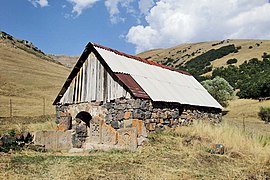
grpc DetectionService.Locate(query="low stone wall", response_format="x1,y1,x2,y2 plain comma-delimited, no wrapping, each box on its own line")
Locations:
34,130,73,150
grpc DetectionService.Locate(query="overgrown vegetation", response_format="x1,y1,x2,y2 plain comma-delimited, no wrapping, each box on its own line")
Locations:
212,57,270,99
1,121,269,179
201,77,234,107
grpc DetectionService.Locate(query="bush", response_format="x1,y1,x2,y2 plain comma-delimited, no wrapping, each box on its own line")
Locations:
258,107,270,123
226,58,238,65
262,52,270,59
201,76,234,107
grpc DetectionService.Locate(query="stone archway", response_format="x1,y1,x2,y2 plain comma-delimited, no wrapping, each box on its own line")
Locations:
73,111,92,148
75,111,92,127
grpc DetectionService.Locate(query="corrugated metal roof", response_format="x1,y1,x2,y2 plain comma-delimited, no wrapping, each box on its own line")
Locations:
93,43,191,76
115,73,150,99
94,44,222,109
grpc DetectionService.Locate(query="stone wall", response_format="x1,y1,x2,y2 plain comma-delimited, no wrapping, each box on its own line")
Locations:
57,98,222,132
101,98,222,132
55,98,221,149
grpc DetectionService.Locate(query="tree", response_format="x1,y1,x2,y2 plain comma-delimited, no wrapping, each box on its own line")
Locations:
258,107,270,123
201,76,234,108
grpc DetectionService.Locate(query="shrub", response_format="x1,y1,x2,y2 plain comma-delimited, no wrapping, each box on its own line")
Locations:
258,107,270,123
201,76,234,107
262,52,270,59
226,58,238,65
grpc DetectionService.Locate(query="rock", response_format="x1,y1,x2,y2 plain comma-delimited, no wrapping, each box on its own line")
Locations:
111,120,120,129
157,111,166,119
144,111,152,119
165,111,172,119
209,144,225,155
124,111,132,120
105,114,113,122
123,120,133,128
164,120,170,124
171,110,180,119
144,119,151,123
103,102,112,109
115,103,126,110
151,112,158,119
57,115,72,131
115,110,124,120
15,134,24,142
132,99,141,109
72,123,88,148
140,101,147,109
23,132,32,143
133,109,145,119
145,123,156,131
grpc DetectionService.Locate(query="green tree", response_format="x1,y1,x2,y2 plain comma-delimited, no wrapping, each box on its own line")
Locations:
201,76,234,107
258,107,270,123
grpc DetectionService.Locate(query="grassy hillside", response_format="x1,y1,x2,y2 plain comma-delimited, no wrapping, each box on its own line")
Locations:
138,39,270,70
49,54,79,69
0,35,70,117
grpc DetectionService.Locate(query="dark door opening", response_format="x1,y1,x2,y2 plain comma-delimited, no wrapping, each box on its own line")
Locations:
75,111,92,127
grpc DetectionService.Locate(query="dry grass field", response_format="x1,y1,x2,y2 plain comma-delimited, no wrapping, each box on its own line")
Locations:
138,39,270,71
224,98,270,136
0,42,70,117
0,121,269,179
0,98,269,180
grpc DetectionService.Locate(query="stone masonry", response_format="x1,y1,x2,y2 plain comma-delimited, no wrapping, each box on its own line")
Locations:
101,98,222,132
53,97,222,150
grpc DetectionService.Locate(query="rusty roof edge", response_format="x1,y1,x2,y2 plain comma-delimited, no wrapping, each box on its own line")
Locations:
92,42,192,76
115,73,151,100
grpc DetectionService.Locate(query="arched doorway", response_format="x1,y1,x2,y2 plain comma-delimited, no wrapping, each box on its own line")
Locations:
73,111,92,148
75,111,92,127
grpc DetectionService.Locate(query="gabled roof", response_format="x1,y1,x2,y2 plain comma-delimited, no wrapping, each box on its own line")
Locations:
53,42,222,109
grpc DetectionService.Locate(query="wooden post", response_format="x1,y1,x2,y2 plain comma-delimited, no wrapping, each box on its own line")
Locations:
43,97,45,116
99,120,103,144
242,114,246,132
10,99,12,119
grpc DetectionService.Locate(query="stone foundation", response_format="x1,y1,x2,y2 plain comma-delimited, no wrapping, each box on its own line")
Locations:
54,98,222,150
101,98,222,132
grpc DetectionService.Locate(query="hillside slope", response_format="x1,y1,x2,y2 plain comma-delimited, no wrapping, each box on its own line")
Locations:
138,39,270,70
49,54,79,69
0,33,70,117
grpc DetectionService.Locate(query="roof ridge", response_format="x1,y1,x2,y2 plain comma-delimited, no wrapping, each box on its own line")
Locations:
91,42,191,76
